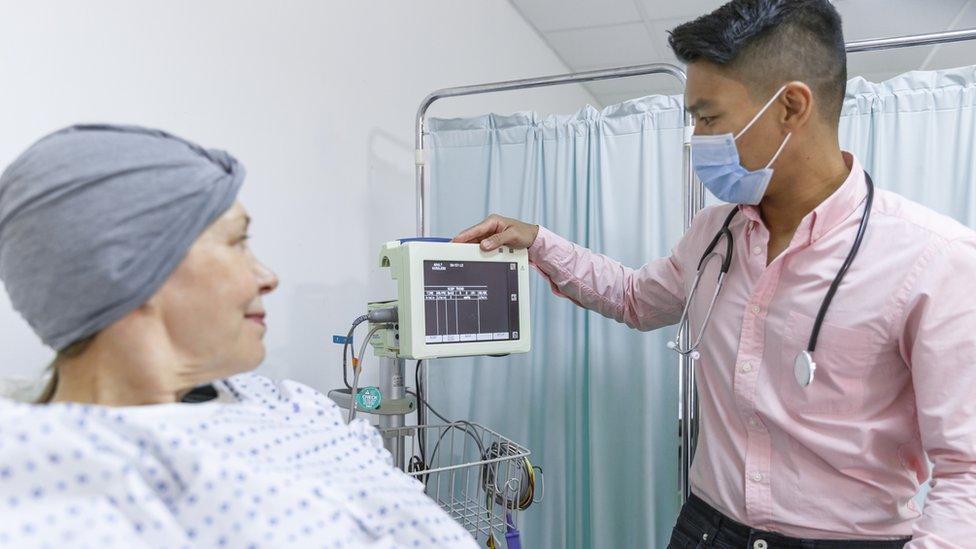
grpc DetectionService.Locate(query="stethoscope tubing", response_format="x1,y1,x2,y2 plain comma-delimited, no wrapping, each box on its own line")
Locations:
669,173,875,384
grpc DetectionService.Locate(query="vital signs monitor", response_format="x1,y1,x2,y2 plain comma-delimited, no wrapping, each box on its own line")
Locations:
377,239,531,360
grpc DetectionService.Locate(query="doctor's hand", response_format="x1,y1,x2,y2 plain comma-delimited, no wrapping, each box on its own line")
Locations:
452,214,540,252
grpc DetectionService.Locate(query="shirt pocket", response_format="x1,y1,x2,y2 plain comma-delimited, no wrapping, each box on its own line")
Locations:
778,310,885,416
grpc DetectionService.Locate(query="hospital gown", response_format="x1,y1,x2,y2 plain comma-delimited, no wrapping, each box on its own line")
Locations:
0,373,477,548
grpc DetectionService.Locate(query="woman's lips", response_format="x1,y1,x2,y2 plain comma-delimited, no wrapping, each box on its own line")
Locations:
245,313,266,327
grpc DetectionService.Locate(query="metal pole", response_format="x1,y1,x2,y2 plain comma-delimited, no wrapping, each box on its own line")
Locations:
378,357,406,469
679,115,701,502
845,28,976,53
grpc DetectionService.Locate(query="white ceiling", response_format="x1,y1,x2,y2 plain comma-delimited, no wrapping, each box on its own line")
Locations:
509,0,976,106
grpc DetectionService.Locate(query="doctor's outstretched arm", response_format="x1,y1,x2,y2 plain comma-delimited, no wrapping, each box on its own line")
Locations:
454,213,691,332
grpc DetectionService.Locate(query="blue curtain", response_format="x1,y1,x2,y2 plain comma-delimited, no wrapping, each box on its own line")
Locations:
426,65,976,548
840,67,976,223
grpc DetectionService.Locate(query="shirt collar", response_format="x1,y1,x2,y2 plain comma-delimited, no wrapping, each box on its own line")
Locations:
737,152,866,244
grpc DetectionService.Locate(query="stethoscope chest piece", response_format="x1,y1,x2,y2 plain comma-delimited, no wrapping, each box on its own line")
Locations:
794,351,816,388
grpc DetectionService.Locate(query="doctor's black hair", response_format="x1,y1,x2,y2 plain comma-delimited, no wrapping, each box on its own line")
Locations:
668,0,847,125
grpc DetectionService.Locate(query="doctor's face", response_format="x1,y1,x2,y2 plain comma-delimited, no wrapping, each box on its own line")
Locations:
685,61,790,174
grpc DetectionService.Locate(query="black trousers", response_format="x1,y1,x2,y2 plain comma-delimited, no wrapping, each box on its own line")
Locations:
668,494,911,549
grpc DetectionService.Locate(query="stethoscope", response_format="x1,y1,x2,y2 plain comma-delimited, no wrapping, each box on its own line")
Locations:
667,173,875,388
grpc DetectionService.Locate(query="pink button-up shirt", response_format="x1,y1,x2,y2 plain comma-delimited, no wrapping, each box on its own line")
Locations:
528,153,976,546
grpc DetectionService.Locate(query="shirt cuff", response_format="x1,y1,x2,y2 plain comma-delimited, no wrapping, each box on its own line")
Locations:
528,226,571,267
526,226,585,307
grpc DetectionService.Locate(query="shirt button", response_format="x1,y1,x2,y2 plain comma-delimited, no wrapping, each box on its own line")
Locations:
754,540,768,549
751,305,761,315
752,245,762,255
740,362,753,373
751,472,763,482
749,417,760,428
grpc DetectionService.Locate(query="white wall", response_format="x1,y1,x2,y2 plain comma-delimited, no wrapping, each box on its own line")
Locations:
0,0,596,393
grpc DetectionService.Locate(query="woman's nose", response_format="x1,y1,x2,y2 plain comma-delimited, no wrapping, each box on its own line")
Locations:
254,259,279,294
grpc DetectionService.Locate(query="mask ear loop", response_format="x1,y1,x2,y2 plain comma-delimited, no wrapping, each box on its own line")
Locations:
734,84,789,141
764,132,792,169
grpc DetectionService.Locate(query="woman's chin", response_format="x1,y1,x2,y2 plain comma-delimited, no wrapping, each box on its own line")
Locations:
240,348,266,373
217,348,266,379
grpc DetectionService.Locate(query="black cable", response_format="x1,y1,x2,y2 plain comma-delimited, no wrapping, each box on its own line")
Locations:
407,455,428,483
341,315,368,389
410,361,487,479
341,339,352,389
412,391,536,513
406,369,539,513
406,387,487,478
415,360,426,464
407,388,452,424
429,420,487,464
480,442,537,511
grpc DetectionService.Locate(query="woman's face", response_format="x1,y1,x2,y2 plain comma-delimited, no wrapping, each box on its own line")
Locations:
152,201,278,378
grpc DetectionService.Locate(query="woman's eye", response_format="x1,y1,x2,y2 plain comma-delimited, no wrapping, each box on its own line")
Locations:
699,116,713,125
236,234,251,247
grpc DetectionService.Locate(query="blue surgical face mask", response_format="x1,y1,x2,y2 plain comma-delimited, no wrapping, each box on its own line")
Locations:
691,85,792,205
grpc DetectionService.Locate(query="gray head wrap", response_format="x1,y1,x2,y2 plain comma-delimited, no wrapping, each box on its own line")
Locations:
0,124,244,350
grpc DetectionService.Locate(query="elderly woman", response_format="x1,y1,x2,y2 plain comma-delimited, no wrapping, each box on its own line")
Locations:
0,125,475,548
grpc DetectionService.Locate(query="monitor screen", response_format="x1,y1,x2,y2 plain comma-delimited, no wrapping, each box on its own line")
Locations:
423,260,520,344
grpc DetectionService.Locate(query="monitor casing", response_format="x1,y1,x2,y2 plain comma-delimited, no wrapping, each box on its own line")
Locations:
378,240,531,360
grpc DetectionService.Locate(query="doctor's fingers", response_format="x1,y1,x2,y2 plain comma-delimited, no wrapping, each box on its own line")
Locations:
452,215,510,244
481,226,533,251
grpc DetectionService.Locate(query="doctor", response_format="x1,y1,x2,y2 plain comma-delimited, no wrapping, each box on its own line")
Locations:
454,0,976,547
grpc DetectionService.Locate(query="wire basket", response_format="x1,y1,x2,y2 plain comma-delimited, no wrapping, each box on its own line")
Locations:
380,422,543,544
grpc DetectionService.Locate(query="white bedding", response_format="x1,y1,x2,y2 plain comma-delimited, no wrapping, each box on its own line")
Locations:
0,373,476,548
